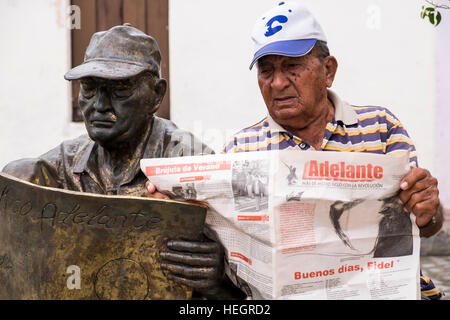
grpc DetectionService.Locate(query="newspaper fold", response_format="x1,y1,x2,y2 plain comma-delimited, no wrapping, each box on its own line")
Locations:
141,150,420,300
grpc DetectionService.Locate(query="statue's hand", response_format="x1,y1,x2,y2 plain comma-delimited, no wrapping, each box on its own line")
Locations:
160,237,223,295
160,236,239,299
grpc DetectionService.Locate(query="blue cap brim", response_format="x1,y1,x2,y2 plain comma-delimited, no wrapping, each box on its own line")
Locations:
249,38,317,70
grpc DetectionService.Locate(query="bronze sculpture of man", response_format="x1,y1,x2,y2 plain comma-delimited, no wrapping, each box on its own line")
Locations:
2,25,242,299
3,25,212,196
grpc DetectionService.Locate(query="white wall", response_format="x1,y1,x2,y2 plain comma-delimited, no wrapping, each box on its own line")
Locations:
435,15,450,210
0,0,85,169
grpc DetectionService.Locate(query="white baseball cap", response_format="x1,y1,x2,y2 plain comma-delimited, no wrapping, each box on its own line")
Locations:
249,1,327,69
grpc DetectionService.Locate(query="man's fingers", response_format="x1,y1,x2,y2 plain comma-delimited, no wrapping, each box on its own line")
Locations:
145,180,156,193
397,168,440,228
400,181,438,210
145,190,170,199
166,239,220,254
399,170,437,206
165,274,217,289
399,180,429,203
160,250,219,266
401,185,436,211
400,168,430,191
410,198,440,227
159,238,225,292
399,182,440,227
161,262,217,279
153,192,171,200
144,181,171,199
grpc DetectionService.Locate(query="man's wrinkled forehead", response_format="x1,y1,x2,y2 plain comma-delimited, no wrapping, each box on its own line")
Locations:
256,53,311,68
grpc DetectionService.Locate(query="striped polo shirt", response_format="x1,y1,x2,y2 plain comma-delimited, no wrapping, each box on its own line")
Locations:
222,90,446,299
222,90,418,168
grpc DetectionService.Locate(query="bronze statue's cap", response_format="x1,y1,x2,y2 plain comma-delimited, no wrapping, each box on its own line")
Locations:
64,25,161,80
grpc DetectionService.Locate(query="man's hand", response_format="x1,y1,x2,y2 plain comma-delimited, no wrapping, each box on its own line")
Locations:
399,168,442,236
159,235,246,299
160,236,228,299
145,180,170,200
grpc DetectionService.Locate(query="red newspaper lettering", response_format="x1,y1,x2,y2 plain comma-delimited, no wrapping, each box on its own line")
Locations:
146,161,231,176
230,252,252,265
237,215,269,222
303,160,383,182
180,176,205,183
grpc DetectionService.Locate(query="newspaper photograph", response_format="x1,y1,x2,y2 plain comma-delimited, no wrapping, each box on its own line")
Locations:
140,150,421,300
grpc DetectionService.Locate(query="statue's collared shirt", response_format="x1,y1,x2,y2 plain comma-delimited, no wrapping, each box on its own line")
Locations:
2,117,213,197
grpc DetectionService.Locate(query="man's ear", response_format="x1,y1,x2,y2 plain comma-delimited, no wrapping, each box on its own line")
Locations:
324,56,338,88
154,78,167,106
148,77,167,114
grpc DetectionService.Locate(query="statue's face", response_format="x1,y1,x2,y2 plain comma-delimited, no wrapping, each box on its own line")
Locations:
78,73,166,148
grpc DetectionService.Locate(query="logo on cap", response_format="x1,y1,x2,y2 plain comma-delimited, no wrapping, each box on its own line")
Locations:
264,15,288,37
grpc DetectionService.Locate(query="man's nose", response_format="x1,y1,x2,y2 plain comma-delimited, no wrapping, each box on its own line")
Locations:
93,88,112,112
271,70,290,91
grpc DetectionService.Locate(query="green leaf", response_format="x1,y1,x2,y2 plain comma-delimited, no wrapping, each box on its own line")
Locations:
428,12,435,25
435,11,442,26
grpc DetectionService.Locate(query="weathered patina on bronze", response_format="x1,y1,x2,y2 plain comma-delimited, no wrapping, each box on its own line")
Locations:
1,25,216,299
0,172,207,299
2,25,213,196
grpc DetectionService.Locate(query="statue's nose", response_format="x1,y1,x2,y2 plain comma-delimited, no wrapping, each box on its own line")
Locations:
93,88,112,113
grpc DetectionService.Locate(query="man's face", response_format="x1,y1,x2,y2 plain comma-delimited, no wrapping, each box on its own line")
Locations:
257,52,337,130
78,73,166,148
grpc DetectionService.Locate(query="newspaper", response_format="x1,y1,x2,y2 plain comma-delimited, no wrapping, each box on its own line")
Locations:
140,150,421,300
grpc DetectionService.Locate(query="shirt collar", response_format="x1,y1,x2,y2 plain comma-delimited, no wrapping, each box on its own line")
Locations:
267,89,358,134
72,137,96,174
328,90,358,126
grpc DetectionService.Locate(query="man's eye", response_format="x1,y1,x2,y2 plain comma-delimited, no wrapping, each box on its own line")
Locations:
80,85,97,99
259,68,272,76
112,88,133,98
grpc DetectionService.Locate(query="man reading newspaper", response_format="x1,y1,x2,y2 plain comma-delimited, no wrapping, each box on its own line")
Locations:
146,2,443,299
